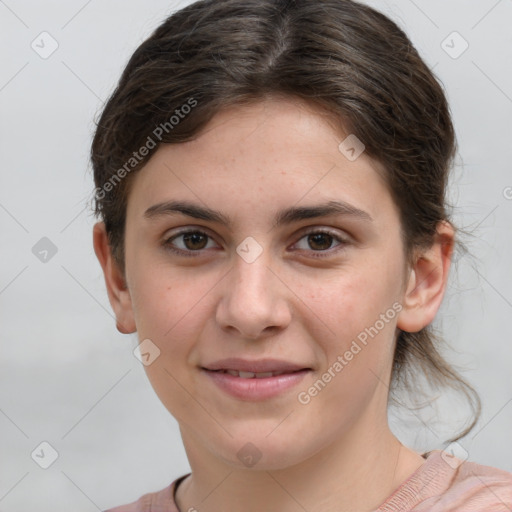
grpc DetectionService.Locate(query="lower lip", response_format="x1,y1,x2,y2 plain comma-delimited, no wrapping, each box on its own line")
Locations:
201,368,310,401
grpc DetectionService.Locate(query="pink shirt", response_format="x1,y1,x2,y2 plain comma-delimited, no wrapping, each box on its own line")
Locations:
104,450,512,511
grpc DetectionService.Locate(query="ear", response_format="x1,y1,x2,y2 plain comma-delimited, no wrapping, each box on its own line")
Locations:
93,222,136,334
397,221,454,333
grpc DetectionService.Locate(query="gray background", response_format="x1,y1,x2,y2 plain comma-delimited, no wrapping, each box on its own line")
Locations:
0,0,511,510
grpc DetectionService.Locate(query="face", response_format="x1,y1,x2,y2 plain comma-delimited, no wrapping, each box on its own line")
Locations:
112,97,413,469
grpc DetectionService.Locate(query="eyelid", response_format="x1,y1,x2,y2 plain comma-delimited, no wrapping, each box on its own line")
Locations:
295,225,351,243
162,224,218,241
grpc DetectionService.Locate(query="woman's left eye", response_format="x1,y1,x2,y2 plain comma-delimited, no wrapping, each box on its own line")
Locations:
162,228,348,258
293,230,347,257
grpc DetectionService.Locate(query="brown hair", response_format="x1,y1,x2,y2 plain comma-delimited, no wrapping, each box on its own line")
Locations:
90,0,480,442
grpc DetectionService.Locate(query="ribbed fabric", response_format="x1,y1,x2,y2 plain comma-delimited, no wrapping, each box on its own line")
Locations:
374,450,512,512
103,450,512,512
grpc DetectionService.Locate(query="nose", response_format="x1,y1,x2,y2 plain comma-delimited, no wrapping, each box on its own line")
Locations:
215,250,292,340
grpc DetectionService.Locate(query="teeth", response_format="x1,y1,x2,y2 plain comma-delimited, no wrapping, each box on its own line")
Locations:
218,370,290,378
238,371,256,379
255,372,274,378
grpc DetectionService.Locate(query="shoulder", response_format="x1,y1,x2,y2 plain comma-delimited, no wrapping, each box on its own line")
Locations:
102,474,189,512
102,487,169,512
440,455,512,511
377,450,512,512
413,450,512,512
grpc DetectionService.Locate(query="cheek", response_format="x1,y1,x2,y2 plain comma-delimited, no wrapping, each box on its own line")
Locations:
297,272,401,427
128,265,219,384
132,271,209,420
128,258,195,336
301,259,402,344
296,260,403,413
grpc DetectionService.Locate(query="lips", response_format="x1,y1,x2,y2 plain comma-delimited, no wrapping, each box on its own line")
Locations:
202,366,311,400
208,369,301,379
200,358,312,400
201,357,311,375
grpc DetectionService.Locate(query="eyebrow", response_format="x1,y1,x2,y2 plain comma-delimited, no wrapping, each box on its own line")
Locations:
143,199,373,227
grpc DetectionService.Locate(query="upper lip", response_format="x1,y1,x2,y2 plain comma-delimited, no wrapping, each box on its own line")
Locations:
201,358,311,373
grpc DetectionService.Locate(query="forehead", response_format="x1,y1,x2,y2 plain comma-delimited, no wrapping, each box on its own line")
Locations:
125,96,397,227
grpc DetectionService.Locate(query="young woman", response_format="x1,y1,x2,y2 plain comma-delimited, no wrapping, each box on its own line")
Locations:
91,0,512,510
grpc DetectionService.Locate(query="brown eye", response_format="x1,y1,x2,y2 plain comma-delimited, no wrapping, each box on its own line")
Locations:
307,232,335,251
293,229,348,258
182,232,209,250
163,229,218,256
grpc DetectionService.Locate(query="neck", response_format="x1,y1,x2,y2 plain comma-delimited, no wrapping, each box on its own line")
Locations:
175,413,425,512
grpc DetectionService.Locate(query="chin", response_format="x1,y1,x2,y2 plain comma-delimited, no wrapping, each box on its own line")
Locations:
212,434,313,472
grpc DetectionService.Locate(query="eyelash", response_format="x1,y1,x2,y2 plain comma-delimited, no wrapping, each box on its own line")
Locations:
162,228,349,259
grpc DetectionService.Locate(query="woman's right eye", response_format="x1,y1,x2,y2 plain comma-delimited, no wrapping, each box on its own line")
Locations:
162,229,219,257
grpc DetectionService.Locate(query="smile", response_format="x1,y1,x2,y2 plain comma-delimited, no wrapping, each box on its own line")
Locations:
201,368,311,400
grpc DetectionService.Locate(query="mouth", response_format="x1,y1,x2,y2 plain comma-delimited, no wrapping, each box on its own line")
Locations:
201,357,312,374
202,368,308,378
200,361,312,400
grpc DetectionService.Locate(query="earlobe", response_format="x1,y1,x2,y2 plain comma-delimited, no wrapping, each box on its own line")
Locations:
92,222,136,334
397,221,454,333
